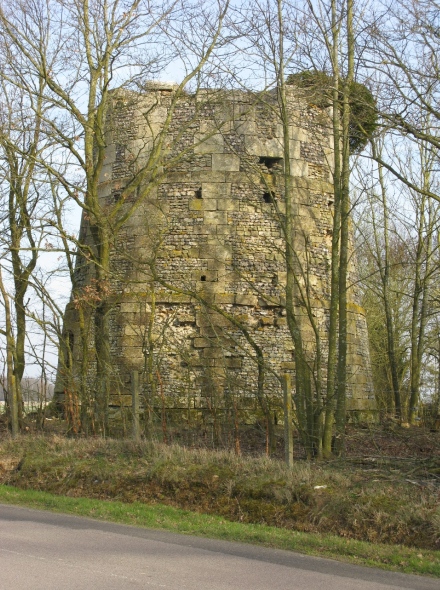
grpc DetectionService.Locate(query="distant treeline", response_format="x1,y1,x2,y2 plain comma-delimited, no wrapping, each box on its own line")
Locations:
0,378,54,402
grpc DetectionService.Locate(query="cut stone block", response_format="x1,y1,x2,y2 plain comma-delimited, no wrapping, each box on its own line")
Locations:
235,294,258,306
214,293,235,304
202,182,231,199
245,136,283,158
225,358,242,368
189,199,203,211
289,140,301,159
204,211,228,224
217,200,239,211
281,361,295,369
203,347,225,359
194,133,224,154
124,324,140,336
98,182,112,198
234,120,257,134
289,126,308,142
193,337,210,348
202,199,218,211
104,143,116,165
200,120,232,134
145,105,168,124
98,163,112,184
212,153,240,171
207,258,224,270
120,302,142,313
290,159,309,177
192,171,226,183
216,224,234,235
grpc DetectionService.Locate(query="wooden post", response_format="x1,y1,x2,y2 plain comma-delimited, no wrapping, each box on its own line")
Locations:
282,373,294,467
131,370,140,441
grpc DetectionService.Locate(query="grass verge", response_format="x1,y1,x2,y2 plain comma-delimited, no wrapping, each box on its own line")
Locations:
0,483,439,578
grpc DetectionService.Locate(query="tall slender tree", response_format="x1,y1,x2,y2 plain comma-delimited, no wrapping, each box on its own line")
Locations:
0,0,231,434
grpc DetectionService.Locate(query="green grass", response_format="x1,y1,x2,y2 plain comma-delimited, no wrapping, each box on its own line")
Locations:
0,435,439,577
0,483,439,578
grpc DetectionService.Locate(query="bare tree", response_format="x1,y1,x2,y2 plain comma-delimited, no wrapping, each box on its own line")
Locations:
0,65,52,431
355,130,440,422
0,0,231,434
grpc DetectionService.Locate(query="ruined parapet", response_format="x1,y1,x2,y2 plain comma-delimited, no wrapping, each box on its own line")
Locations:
56,85,375,421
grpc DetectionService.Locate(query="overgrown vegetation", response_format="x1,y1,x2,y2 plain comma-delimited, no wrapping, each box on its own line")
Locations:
1,0,438,461
0,434,438,554
287,71,378,153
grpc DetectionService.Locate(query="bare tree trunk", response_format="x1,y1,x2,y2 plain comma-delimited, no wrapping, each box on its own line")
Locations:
277,0,320,458
409,152,434,424
322,0,342,458
334,0,354,456
0,267,19,436
91,226,112,435
371,140,403,421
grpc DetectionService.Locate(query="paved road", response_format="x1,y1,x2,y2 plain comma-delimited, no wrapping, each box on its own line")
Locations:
0,504,437,590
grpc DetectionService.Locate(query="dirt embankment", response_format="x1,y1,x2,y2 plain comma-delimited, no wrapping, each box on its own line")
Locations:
0,430,439,550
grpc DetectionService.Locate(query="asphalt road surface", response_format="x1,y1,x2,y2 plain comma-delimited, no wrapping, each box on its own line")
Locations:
0,504,438,590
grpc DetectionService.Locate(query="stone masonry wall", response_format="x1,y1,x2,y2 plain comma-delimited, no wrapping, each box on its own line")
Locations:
57,84,375,421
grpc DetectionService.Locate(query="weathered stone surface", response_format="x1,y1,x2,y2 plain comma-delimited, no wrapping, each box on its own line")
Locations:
189,199,203,211
217,200,239,212
214,293,235,304
56,85,375,418
225,358,242,368
201,199,218,211
288,125,307,142
212,153,240,171
204,211,228,225
235,294,259,306
194,133,224,154
202,182,231,199
249,137,282,157
98,163,112,184
290,159,308,177
234,120,257,134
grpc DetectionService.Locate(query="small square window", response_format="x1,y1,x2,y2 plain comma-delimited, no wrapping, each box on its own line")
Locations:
263,191,276,203
259,156,283,170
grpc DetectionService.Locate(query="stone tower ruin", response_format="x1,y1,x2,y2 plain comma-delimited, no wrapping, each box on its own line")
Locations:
56,83,375,424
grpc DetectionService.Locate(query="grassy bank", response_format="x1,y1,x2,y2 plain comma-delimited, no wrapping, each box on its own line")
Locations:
1,485,439,577
0,435,439,576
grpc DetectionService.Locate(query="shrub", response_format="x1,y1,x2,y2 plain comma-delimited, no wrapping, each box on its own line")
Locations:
287,70,377,153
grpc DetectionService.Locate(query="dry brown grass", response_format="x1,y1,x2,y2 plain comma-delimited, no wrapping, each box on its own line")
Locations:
0,433,438,550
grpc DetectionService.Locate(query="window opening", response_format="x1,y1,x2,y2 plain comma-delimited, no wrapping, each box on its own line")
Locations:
195,187,202,199
259,156,283,171
263,191,276,204
200,275,207,281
